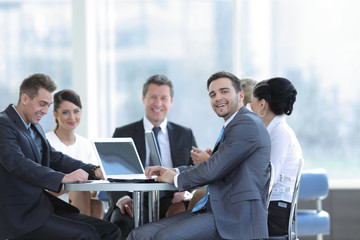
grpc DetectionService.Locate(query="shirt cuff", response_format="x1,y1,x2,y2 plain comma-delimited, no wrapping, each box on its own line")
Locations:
174,173,179,188
116,195,131,208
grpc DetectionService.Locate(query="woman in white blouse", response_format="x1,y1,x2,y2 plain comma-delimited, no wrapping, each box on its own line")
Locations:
46,89,103,219
251,77,302,236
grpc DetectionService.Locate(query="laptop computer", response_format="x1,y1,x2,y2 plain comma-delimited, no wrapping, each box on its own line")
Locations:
145,130,163,166
91,137,155,183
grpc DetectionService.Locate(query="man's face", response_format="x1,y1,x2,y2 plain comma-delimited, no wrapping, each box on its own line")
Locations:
21,88,53,125
208,77,244,121
142,84,173,126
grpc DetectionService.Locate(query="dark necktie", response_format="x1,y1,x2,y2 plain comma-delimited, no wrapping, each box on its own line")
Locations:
150,126,162,166
192,126,225,212
29,125,43,163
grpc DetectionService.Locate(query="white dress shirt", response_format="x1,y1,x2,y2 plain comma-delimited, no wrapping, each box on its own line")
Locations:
268,115,302,203
46,131,98,202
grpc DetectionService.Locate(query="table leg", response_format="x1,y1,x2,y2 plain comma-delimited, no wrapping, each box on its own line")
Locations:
148,190,160,222
133,191,141,227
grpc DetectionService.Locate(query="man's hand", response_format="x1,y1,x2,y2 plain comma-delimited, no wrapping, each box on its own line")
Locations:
94,167,104,180
61,169,89,183
145,166,170,178
190,146,211,164
171,191,193,204
145,166,176,184
117,198,134,218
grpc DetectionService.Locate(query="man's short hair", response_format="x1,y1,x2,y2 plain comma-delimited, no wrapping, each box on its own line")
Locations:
207,71,242,93
18,73,57,102
142,74,174,98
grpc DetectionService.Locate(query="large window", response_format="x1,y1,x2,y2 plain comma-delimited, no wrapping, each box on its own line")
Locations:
1,0,360,180
0,0,71,131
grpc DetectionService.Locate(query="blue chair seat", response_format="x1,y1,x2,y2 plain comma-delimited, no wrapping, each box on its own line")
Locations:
297,209,330,236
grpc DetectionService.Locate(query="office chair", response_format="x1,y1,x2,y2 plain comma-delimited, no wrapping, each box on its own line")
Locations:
267,158,304,240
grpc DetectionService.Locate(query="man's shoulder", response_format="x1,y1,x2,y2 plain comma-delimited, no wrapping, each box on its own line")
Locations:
113,120,143,137
232,108,268,134
167,121,192,132
235,107,262,123
0,105,16,126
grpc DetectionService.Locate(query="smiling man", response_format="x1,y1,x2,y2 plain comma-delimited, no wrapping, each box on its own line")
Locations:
0,73,121,240
127,71,271,240
106,74,197,239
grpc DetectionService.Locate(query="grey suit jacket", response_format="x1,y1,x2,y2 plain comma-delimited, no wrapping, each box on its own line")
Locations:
0,105,96,239
178,107,271,239
106,119,197,216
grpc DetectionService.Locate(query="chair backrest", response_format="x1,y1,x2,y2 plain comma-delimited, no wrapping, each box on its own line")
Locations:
287,158,304,240
298,169,329,202
267,162,275,207
297,168,329,212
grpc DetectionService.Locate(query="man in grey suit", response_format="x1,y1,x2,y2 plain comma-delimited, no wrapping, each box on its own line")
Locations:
105,74,197,239
127,71,271,240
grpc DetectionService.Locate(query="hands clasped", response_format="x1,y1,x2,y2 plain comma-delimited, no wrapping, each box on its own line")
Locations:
145,166,176,185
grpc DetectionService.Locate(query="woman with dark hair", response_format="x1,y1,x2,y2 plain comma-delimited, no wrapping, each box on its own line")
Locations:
46,89,104,219
251,77,302,236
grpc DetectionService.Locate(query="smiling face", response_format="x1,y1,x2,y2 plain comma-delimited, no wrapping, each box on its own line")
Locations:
53,100,82,131
19,87,53,125
142,83,173,126
208,77,244,121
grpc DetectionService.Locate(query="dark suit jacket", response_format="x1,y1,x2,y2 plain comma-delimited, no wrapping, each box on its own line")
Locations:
178,107,271,239
0,105,96,239
106,119,197,217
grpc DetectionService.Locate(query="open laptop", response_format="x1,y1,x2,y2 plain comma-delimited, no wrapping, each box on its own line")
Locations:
91,138,155,183
145,130,163,166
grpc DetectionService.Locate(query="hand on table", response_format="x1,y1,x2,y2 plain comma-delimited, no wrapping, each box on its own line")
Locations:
145,166,176,184
62,169,89,183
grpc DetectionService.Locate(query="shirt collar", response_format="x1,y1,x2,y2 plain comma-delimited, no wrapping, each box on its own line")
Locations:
267,115,286,133
143,116,168,134
12,104,31,130
223,110,239,128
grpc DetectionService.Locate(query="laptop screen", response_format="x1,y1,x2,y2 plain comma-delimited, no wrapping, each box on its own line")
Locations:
92,138,144,176
145,131,163,166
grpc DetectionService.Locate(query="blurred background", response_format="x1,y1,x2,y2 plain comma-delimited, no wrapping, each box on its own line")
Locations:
1,0,360,219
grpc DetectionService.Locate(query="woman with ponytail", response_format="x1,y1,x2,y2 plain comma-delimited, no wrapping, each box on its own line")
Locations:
46,89,104,219
251,77,302,236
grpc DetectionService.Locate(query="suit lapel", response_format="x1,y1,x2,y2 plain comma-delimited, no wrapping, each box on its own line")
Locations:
6,105,42,164
167,122,182,167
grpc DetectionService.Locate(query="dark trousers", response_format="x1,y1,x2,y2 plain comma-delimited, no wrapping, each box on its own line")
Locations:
110,192,173,240
126,198,222,240
14,211,122,240
268,200,291,236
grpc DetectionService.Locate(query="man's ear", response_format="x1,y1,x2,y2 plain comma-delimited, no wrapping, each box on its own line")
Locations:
142,95,145,104
238,90,245,105
20,93,29,105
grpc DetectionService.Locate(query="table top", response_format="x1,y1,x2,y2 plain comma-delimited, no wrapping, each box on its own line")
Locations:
64,180,177,192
